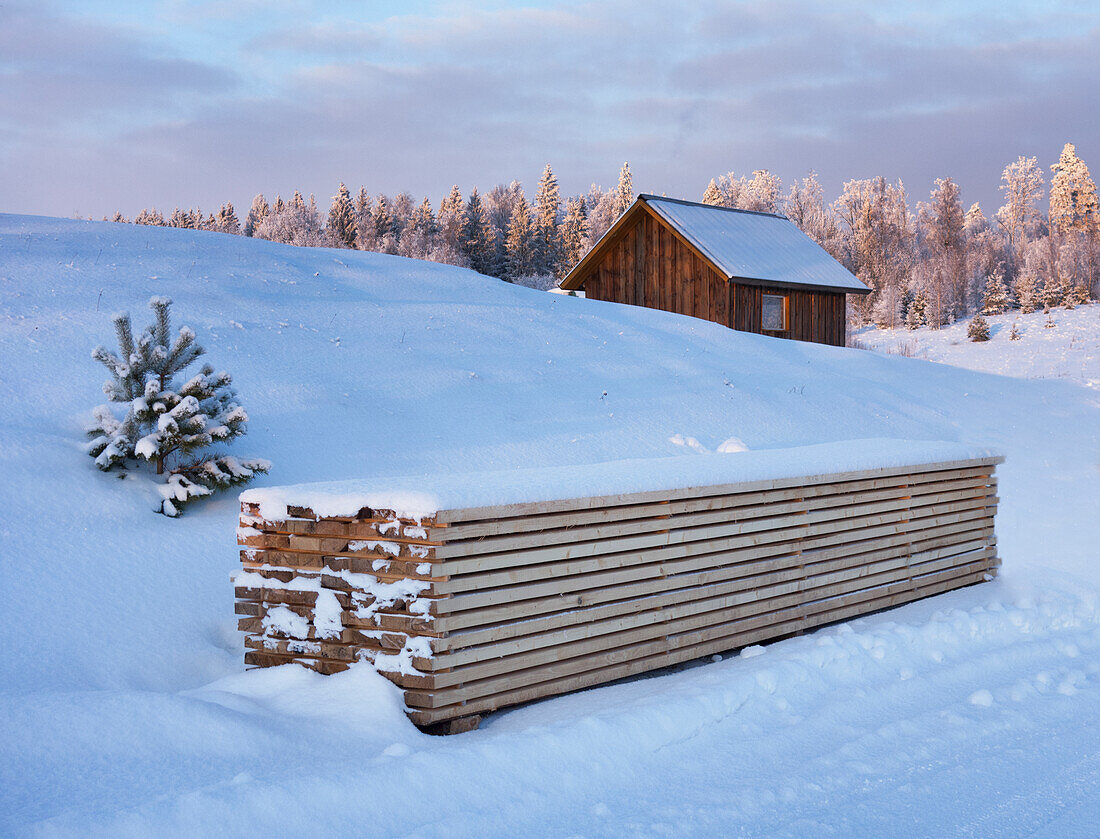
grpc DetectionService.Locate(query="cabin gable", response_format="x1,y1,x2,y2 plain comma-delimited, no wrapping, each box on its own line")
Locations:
583,208,731,327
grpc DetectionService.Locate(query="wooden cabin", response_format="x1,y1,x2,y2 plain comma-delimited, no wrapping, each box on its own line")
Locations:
559,195,870,346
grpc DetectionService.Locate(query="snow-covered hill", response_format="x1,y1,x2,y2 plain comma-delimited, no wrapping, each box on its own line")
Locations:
854,304,1100,388
2,215,1099,837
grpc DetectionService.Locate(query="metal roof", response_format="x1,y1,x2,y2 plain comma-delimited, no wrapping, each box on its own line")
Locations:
639,195,869,293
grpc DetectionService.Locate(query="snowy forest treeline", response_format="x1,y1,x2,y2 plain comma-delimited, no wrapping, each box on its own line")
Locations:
110,144,1100,328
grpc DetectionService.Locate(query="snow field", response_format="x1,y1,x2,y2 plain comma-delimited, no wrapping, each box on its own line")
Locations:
2,214,1099,836
854,303,1100,388
8,585,1100,837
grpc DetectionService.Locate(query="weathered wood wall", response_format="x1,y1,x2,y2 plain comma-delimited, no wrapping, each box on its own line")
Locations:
584,213,730,327
581,210,847,346
736,285,847,346
238,456,1001,731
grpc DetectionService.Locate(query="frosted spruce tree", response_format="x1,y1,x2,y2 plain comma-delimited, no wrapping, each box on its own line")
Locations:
905,289,927,329
980,270,1010,315
243,194,269,237
354,188,373,248
702,179,722,206
559,196,589,277
505,197,537,280
215,203,240,235
1014,271,1040,314
87,297,269,516
437,185,468,265
612,162,634,217
135,208,165,226
327,182,358,249
1068,282,1091,306
371,196,396,253
967,313,990,342
1041,274,1065,309
533,164,562,278
462,188,494,275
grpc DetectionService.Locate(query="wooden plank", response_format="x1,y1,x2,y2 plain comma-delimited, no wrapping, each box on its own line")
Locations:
429,508,995,631
426,530,995,664
432,478,994,560
244,649,357,676
680,232,694,317
663,224,675,314
235,586,323,607
422,508,998,637
433,475,994,576
411,565,993,719
243,517,437,541
239,553,443,583
434,491,994,610
244,636,357,662
430,522,994,656
239,550,327,570
433,457,1002,524
438,485,996,581
433,489,996,578
622,224,634,307
656,215,669,312
413,549,994,692
405,562,989,713
424,512,994,637
432,467,995,541
419,543,995,677
247,520,441,547
714,266,729,327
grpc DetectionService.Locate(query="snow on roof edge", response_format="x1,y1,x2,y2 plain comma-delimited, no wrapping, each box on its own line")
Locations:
240,439,1001,522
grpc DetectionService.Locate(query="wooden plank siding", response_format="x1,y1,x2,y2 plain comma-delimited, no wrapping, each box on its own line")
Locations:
578,205,848,346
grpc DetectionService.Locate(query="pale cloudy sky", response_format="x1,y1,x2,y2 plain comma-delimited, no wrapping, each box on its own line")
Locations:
2,0,1097,219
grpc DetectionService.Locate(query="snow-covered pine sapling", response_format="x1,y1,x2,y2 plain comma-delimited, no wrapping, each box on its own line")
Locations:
1045,311,1057,328
87,296,269,516
1069,282,1090,307
1009,321,1021,340
1015,273,1040,314
967,314,990,342
1042,279,1064,310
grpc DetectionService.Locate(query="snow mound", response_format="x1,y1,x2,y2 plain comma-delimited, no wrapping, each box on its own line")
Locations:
244,438,999,520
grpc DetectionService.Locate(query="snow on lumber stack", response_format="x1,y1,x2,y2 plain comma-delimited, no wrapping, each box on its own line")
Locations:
236,439,1003,730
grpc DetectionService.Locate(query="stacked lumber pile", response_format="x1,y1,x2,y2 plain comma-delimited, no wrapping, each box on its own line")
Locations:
237,453,1001,731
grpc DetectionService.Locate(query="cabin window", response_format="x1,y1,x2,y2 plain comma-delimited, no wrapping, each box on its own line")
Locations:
762,293,789,331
